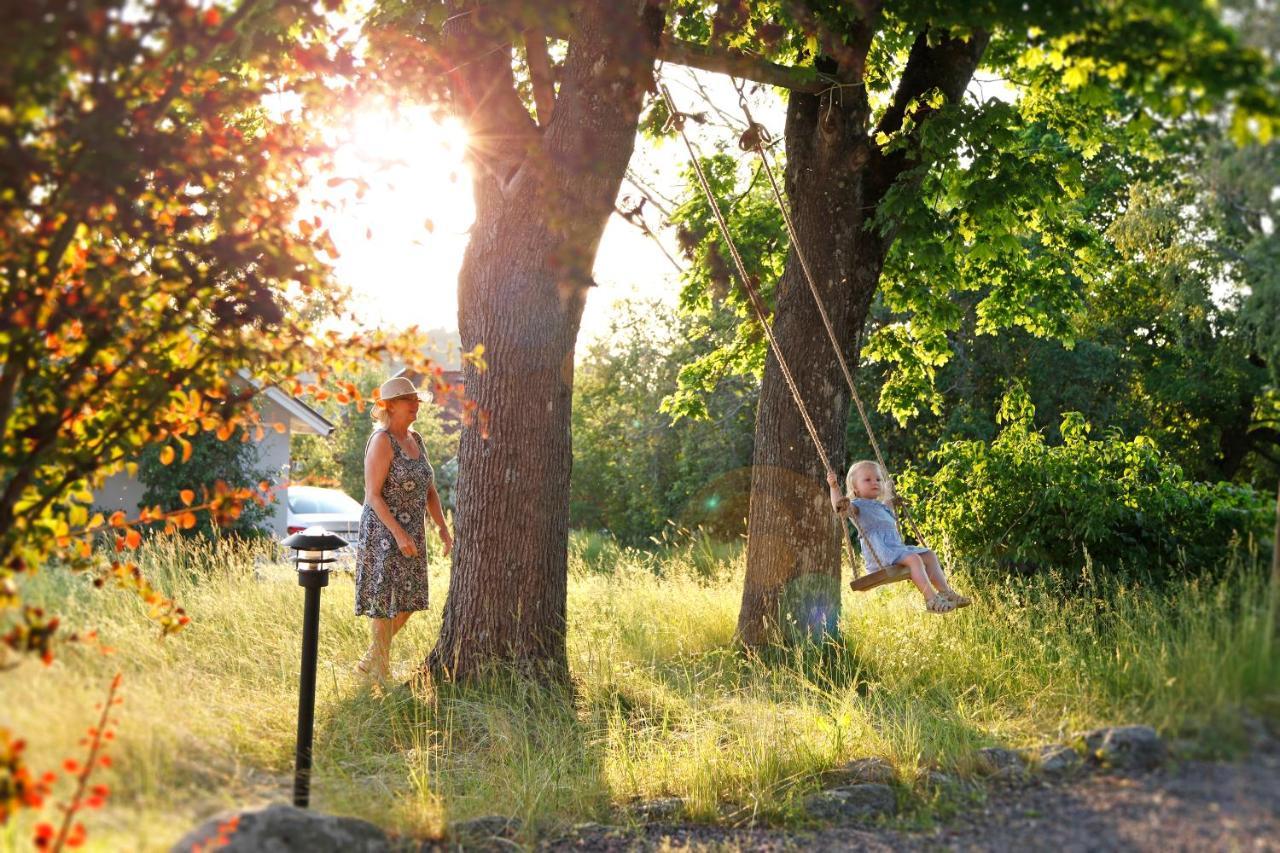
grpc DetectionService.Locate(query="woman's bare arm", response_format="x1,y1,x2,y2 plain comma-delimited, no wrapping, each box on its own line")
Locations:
363,432,415,555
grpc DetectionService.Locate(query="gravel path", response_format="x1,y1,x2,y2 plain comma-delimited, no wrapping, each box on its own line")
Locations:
542,745,1280,852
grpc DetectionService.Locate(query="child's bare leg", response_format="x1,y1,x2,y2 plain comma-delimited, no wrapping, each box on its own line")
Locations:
922,552,971,605
920,551,954,595
900,554,936,599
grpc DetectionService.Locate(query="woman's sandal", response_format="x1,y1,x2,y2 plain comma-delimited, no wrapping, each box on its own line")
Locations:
925,594,958,614
942,590,973,609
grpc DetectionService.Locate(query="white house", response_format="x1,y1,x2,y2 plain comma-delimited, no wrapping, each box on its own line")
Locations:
94,383,334,537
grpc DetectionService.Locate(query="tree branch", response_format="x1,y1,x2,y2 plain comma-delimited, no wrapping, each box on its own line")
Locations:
782,0,880,83
875,27,990,140
658,34,837,94
866,26,990,202
524,29,556,127
442,10,540,194
614,203,682,273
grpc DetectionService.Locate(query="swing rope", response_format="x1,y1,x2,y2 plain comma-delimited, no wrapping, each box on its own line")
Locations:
659,82,861,573
732,83,933,556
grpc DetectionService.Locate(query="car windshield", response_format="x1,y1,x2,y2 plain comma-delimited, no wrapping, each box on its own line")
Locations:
291,489,361,514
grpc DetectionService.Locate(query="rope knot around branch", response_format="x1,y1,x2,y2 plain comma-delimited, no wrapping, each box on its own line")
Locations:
738,122,771,151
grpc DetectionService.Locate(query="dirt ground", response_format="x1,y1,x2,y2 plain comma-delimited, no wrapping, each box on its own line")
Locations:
542,744,1280,852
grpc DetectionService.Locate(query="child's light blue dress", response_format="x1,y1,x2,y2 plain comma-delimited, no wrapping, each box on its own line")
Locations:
848,498,931,569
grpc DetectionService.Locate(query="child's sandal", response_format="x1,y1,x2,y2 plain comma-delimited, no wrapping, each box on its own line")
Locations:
925,594,957,614
943,590,972,609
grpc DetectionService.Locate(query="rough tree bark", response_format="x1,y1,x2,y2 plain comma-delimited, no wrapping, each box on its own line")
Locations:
426,1,663,681
738,21,988,648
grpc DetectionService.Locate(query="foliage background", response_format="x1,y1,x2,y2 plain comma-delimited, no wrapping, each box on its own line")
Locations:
291,364,461,508
137,426,273,539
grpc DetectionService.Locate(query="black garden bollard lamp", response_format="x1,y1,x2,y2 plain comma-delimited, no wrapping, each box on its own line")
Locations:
280,525,348,809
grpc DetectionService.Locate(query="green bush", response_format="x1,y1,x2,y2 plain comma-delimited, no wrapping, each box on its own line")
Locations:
897,387,1270,579
137,427,274,539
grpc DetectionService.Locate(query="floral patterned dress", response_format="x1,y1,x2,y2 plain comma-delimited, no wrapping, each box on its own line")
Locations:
354,429,433,618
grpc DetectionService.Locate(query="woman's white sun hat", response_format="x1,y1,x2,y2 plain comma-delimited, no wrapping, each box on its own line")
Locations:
376,375,432,404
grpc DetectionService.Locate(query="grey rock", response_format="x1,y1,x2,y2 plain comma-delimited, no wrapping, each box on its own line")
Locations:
1241,713,1279,750
991,764,1031,785
717,801,761,826
1081,725,1166,771
922,770,955,790
1038,744,1082,776
820,756,896,787
803,783,897,823
628,797,685,821
450,815,522,840
171,803,391,852
975,747,1027,775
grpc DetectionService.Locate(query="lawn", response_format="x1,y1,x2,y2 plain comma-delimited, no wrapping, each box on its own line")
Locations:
1,533,1276,850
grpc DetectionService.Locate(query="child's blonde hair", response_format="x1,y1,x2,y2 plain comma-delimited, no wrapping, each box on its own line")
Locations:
845,459,893,502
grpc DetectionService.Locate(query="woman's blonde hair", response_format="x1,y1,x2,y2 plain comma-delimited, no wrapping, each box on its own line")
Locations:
845,459,892,502
370,400,390,428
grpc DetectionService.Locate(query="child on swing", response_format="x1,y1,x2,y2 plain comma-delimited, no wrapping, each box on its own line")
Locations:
827,460,972,614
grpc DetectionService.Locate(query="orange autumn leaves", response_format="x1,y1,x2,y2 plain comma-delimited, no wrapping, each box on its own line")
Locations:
28,673,124,851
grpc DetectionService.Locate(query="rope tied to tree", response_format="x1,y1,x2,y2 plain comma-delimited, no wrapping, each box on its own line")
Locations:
659,80,861,573
731,79,934,559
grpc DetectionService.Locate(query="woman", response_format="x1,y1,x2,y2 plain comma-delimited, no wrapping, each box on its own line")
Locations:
354,375,453,679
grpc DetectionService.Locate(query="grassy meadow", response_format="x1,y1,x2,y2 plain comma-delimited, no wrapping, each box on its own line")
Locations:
1,533,1277,851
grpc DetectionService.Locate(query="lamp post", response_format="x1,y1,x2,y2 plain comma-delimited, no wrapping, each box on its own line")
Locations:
280,525,348,809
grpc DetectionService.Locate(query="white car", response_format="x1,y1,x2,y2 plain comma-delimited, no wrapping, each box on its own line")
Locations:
285,486,363,558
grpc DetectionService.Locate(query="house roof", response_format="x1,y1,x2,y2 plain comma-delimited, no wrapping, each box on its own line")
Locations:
236,370,335,437
264,385,335,437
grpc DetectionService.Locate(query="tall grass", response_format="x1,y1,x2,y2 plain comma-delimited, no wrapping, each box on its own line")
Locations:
1,532,1276,850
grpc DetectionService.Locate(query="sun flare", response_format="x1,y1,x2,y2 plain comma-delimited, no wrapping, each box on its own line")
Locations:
316,104,474,333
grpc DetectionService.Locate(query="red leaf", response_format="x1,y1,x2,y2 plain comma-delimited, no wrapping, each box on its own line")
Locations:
33,823,55,848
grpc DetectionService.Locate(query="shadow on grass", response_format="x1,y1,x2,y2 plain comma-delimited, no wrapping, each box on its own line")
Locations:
313,667,611,842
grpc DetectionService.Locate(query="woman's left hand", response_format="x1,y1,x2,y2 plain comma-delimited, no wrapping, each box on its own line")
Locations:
439,527,453,557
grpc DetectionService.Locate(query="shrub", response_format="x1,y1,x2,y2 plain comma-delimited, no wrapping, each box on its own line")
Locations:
137,428,274,539
897,387,1270,580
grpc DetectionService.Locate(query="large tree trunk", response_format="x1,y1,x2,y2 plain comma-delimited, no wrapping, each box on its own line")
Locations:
737,78,879,648
738,26,988,648
426,2,662,681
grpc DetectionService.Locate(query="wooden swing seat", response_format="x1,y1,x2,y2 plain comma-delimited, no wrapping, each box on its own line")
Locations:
850,562,913,592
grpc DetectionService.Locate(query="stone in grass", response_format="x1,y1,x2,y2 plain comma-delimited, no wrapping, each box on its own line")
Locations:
975,747,1027,776
171,803,391,853
1081,725,1166,771
1038,744,1083,777
717,801,763,827
450,815,523,841
804,783,897,823
628,797,686,822
921,770,955,790
819,757,896,787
